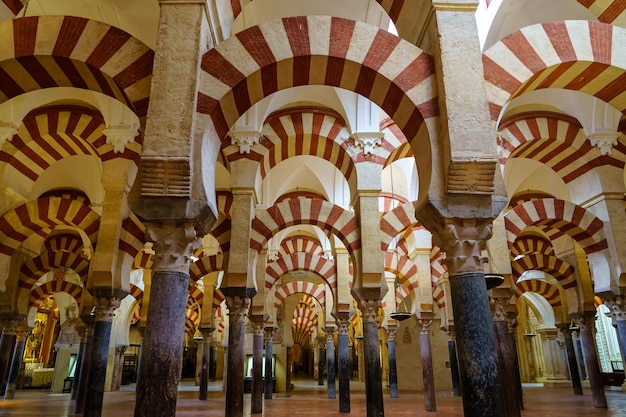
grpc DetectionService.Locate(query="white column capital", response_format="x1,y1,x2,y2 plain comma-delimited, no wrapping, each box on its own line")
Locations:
103,126,139,153
587,131,622,155
228,130,262,154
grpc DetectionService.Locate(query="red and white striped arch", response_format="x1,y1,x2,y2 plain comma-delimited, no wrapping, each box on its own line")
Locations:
30,280,83,308
384,252,418,288
189,254,225,283
118,214,146,261
132,250,153,270
380,201,423,251
265,252,336,290
512,253,577,290
292,306,318,332
515,279,563,308
0,16,153,116
510,235,555,258
128,283,143,304
188,285,204,309
483,21,626,120
0,197,100,256
504,197,608,254
578,0,626,24
185,308,200,336
279,236,325,258
0,0,25,18
273,281,326,309
20,240,89,289
209,191,233,254
498,112,626,183
197,16,437,201
250,197,360,259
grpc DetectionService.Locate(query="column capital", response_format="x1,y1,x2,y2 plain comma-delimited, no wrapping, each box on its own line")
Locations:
417,318,433,335
15,326,32,343
603,294,626,320
264,327,275,342
436,217,492,275
358,299,381,323
490,294,511,322
336,318,350,335
93,295,123,322
250,317,265,336
228,130,262,154
387,327,397,342
225,295,251,323
145,220,200,272
0,318,23,336
326,327,336,343
571,312,596,332
445,326,456,341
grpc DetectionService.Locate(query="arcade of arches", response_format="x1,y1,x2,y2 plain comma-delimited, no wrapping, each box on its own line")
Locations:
1,0,626,417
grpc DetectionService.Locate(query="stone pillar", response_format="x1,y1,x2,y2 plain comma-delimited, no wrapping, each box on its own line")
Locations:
224,295,251,417
418,318,436,412
557,325,582,395
573,313,607,408
507,315,524,408
5,324,30,399
359,299,385,417
84,294,123,417
135,221,198,417
317,339,325,386
199,328,214,400
337,318,351,411
326,326,336,399
111,345,126,391
75,320,95,415
71,324,86,399
286,345,293,392
0,319,21,394
250,318,264,414
434,218,506,417
445,327,461,397
386,327,398,399
264,327,274,399
491,292,520,417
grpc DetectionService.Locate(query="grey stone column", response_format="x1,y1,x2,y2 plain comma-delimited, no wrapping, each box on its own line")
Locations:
573,313,607,408
359,299,385,417
286,345,293,391
84,294,124,417
557,324,583,395
387,327,398,399
250,318,264,414
337,318,351,412
264,328,274,399
0,319,21,394
418,318,436,412
507,315,524,408
71,323,87,400
199,328,214,400
445,327,461,397
224,294,251,417
491,293,520,417
75,320,95,414
326,326,336,399
5,325,30,399
317,339,325,386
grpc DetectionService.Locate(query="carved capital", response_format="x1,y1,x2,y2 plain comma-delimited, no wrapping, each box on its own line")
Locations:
264,327,275,342
16,326,32,343
437,218,492,275
225,296,250,323
417,319,432,335
587,132,621,155
490,296,510,322
325,326,336,343
446,328,456,341
267,249,279,262
447,160,496,194
572,312,596,332
94,296,122,322
228,130,261,154
103,126,138,153
336,319,350,335
146,220,199,272
605,295,626,320
348,132,384,157
0,319,22,336
0,124,18,147
387,328,397,342
250,318,265,337
358,299,381,323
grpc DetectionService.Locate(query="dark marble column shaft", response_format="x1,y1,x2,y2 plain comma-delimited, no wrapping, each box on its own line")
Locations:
449,272,506,417
446,329,461,397
560,326,583,395
493,318,520,417
199,330,213,400
85,295,121,417
71,329,87,400
134,271,188,417
224,296,250,417
318,343,325,386
507,319,524,409
361,300,385,417
575,316,607,408
5,327,28,399
337,320,351,412
75,323,95,415
0,324,18,393
264,329,274,399
210,343,217,381
251,322,264,414
326,328,336,399
418,319,436,412
387,337,398,399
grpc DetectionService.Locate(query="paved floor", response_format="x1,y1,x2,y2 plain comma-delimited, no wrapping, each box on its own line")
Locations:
0,380,625,416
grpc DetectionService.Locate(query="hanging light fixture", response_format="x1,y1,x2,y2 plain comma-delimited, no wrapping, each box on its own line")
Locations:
484,240,504,290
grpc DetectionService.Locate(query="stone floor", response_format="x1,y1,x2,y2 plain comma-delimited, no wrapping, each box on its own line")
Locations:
0,379,625,416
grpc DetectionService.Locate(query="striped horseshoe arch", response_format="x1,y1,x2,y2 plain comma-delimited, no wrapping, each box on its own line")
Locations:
512,253,576,290
483,21,626,120
20,243,90,290
0,196,100,256
578,0,626,24
279,236,326,257
30,279,83,308
197,16,437,201
510,235,555,258
119,214,146,260
0,16,153,116
516,279,563,308
380,201,422,251
504,197,608,254
273,281,326,309
189,254,225,283
265,252,336,290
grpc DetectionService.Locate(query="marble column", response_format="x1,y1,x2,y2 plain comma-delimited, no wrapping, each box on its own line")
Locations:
317,340,325,386
0,319,21,394
264,328,274,399
326,326,336,399
286,344,293,392
387,327,398,399
558,325,583,395
250,318,264,414
5,325,30,399
507,316,525,408
446,327,461,397
224,295,251,417
71,324,87,400
199,328,214,400
84,294,123,417
491,293,520,417
337,318,351,412
359,299,385,417
418,318,436,412
573,313,607,408
74,320,95,415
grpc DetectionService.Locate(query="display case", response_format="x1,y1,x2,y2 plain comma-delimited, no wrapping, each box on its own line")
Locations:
244,354,276,393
